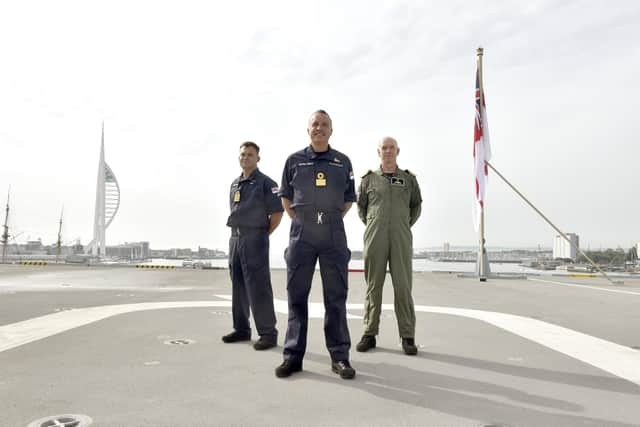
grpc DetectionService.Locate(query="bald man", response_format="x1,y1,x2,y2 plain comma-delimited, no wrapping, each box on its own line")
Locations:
356,136,422,355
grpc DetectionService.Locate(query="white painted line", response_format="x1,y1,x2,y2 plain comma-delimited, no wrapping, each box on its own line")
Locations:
215,294,362,319
365,381,422,395
404,304,640,387
1,297,638,387
528,278,640,296
0,301,231,354
0,295,361,355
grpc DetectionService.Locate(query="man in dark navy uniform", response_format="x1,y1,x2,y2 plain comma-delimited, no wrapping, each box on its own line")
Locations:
275,110,357,379
224,141,283,351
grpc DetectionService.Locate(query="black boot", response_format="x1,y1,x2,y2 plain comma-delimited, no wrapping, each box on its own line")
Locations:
221,331,251,343
402,338,418,355
253,336,277,350
356,335,376,352
275,360,303,378
331,360,356,379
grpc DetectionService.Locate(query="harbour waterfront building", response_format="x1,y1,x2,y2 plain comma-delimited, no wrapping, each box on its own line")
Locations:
167,248,193,259
197,247,226,259
553,233,579,261
105,241,150,261
24,239,44,253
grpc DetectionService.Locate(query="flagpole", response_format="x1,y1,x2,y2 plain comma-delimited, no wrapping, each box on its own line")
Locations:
486,161,622,285
476,47,490,281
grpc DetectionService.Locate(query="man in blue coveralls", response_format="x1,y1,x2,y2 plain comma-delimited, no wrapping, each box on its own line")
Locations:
224,141,283,350
275,110,357,379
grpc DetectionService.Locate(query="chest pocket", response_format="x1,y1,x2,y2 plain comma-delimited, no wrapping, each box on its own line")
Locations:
291,165,314,186
291,165,315,204
322,165,347,205
391,181,410,206
391,179,411,224
241,182,261,206
367,186,384,218
365,182,385,219
366,185,384,204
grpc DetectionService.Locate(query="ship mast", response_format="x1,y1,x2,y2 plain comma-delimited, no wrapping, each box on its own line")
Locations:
56,206,63,263
1,187,10,264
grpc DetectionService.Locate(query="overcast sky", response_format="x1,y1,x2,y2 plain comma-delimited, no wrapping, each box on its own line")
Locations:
1,0,638,254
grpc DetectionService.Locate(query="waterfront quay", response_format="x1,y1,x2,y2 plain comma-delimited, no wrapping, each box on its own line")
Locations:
1,264,639,426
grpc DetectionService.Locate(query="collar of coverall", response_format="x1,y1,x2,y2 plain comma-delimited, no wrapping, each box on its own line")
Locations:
305,145,335,160
376,165,399,176
239,168,260,182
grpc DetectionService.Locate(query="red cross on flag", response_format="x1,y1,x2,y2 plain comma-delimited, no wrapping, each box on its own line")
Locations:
473,68,492,231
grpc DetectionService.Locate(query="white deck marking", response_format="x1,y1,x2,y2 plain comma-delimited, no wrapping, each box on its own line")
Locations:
1,298,638,386
528,277,640,296
0,301,231,353
402,303,638,387
215,294,362,319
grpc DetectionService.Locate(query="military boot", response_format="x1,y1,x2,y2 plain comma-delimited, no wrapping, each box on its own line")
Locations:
356,335,376,352
331,360,356,379
402,338,418,355
253,336,277,351
221,331,251,343
275,360,303,378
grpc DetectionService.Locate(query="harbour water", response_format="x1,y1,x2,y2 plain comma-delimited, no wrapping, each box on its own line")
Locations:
143,257,546,275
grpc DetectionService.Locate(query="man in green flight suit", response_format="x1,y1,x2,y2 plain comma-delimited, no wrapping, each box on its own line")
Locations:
356,136,422,355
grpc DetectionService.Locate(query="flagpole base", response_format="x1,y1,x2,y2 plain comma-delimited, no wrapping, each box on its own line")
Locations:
476,250,491,282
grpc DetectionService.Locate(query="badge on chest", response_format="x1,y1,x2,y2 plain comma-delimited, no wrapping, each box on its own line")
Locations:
233,190,241,202
391,177,405,186
315,172,327,187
